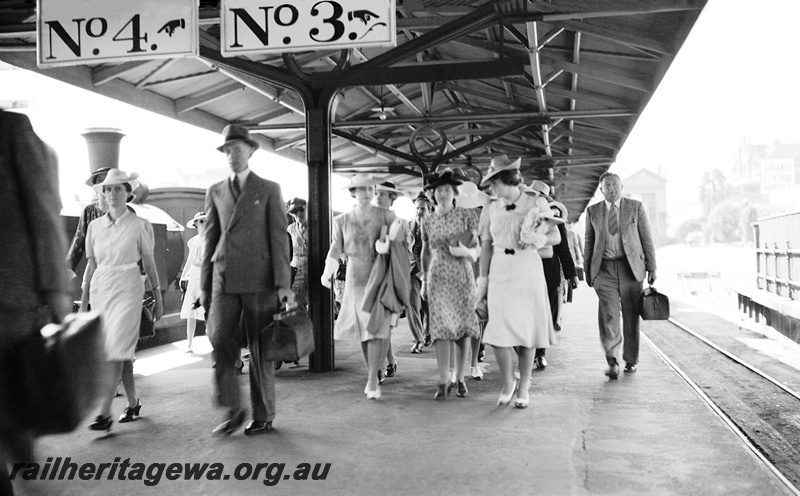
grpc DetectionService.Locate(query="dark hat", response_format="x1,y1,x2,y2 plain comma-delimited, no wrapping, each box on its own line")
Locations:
286,197,307,214
376,181,403,196
413,190,430,204
85,167,112,187
424,168,464,191
217,124,260,152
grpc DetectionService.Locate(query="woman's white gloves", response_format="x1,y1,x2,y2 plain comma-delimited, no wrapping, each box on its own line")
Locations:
320,257,339,288
375,238,390,254
520,229,547,248
375,219,405,254
448,242,479,263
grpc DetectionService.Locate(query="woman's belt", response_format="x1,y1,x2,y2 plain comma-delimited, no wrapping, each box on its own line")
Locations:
96,262,139,272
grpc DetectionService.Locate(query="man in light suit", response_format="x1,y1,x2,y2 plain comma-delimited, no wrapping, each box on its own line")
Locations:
201,125,293,436
584,172,656,379
0,110,70,494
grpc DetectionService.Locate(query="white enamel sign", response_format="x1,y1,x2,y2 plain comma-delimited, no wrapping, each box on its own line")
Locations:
37,0,198,68
220,0,396,56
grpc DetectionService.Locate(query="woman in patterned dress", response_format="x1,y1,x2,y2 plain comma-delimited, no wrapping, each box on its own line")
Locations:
321,174,405,399
476,156,560,409
421,170,481,400
80,169,163,431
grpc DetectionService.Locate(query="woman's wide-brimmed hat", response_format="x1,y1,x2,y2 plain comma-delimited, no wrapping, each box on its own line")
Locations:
85,167,111,187
286,197,307,214
376,181,404,196
186,211,208,229
216,124,260,152
424,168,464,191
548,201,568,221
481,154,521,186
344,173,380,189
523,179,551,196
455,181,491,209
93,169,137,193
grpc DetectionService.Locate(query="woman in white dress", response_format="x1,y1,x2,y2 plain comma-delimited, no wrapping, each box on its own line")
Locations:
476,156,560,409
81,169,164,431
180,211,207,353
321,173,405,399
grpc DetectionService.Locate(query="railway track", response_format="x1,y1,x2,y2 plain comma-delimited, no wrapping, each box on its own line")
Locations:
643,317,800,496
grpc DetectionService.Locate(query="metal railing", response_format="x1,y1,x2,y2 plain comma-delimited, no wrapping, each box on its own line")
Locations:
754,211,800,300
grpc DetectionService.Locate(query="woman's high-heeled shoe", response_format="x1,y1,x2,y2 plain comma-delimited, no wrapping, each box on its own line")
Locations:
89,415,112,431
497,380,517,407
366,385,381,400
456,381,468,398
434,384,448,400
119,399,142,423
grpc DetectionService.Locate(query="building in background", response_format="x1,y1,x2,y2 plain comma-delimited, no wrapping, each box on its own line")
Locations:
731,138,800,211
623,169,668,247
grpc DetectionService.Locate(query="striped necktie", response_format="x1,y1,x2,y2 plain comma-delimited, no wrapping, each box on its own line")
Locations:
231,176,241,200
608,204,619,236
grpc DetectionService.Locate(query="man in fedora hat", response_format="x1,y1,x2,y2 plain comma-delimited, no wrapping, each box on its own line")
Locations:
584,172,656,379
201,124,294,436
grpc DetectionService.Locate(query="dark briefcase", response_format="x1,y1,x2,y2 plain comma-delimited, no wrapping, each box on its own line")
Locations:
640,287,670,320
261,306,315,363
12,311,105,435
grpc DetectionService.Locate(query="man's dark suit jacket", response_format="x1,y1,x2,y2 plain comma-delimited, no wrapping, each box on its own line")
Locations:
201,171,291,296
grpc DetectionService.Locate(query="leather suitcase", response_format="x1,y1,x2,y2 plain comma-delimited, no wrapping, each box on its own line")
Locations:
11,311,105,435
261,306,315,362
640,287,670,320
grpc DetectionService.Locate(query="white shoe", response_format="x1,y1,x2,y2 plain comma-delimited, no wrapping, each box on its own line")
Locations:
449,370,457,384
471,366,484,380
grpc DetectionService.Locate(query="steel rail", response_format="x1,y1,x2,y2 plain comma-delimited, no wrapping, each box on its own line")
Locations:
667,318,800,402
642,332,800,496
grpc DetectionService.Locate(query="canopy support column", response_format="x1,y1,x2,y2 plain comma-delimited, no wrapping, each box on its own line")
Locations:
305,90,335,372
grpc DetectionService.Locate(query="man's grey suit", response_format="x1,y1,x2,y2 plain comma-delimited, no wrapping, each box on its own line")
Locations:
201,171,291,423
584,197,656,366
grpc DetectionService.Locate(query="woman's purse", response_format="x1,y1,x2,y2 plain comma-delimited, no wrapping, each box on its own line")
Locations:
8,310,105,435
261,304,315,363
139,292,156,339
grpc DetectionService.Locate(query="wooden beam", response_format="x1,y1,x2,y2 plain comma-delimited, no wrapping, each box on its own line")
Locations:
554,19,672,55
92,60,149,86
312,57,526,89
539,54,652,92
175,82,244,114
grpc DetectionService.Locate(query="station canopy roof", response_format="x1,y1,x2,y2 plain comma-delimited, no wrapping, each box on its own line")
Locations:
0,0,706,221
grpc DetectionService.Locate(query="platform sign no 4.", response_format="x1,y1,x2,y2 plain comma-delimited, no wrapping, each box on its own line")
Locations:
37,0,198,68
221,0,396,57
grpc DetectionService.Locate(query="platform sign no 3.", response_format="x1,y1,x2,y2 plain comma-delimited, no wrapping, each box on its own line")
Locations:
221,0,396,57
37,0,198,68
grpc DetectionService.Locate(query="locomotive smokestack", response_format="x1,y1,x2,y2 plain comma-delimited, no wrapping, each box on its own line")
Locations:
81,127,124,172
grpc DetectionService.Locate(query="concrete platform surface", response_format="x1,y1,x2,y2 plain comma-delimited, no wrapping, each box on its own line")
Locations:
11,290,793,495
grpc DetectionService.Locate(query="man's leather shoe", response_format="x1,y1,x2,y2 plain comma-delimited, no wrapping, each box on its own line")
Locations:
212,408,245,436
244,420,273,435
624,363,637,373
605,361,619,380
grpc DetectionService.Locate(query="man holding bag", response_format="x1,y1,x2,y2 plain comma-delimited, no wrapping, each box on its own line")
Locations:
201,125,293,436
584,172,656,379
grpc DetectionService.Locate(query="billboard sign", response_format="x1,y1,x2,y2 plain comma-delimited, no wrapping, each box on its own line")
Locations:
37,0,198,68
220,0,396,57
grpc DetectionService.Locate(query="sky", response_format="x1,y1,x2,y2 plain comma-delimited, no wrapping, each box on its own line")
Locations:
2,0,799,225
